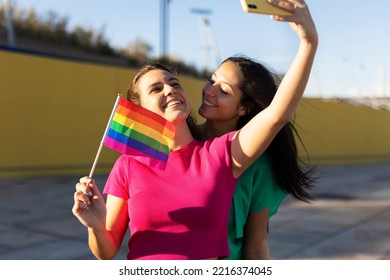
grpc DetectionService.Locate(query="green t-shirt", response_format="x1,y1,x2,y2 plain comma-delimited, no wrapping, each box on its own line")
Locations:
225,154,287,260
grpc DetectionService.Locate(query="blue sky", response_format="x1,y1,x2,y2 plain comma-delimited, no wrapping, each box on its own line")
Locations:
12,0,390,98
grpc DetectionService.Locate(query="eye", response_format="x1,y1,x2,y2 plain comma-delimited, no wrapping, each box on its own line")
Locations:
150,86,162,93
220,88,228,95
208,78,228,95
171,82,181,88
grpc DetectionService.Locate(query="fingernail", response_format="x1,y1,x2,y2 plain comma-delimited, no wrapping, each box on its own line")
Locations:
88,191,93,196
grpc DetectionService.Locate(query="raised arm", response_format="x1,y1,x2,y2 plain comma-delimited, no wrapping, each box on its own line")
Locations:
231,0,318,177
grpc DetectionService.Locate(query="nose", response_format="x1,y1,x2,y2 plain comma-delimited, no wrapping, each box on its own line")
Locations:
163,84,176,96
203,83,217,97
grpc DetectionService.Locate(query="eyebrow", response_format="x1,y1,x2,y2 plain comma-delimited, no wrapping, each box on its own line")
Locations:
213,72,233,88
146,77,180,91
169,77,180,83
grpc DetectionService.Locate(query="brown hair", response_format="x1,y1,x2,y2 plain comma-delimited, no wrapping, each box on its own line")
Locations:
126,63,202,140
127,63,174,105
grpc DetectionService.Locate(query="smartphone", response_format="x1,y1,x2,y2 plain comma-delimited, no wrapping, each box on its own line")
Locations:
240,0,293,16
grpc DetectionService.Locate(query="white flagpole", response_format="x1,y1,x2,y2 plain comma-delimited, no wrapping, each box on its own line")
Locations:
88,94,122,178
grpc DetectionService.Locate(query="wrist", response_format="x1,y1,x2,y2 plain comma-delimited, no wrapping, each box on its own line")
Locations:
87,224,106,234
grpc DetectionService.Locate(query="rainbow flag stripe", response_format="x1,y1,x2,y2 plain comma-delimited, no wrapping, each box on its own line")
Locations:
103,97,175,170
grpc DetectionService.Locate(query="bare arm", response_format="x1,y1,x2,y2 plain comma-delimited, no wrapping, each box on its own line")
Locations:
231,0,318,177
72,178,128,259
242,210,270,259
88,195,128,259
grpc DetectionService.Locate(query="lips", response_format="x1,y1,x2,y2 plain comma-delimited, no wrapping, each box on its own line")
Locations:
202,98,217,107
163,98,182,108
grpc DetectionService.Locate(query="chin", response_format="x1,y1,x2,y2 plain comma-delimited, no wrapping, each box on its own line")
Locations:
167,112,188,123
199,106,214,118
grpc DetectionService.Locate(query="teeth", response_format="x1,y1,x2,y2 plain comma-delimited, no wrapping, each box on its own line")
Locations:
166,100,181,107
203,99,216,107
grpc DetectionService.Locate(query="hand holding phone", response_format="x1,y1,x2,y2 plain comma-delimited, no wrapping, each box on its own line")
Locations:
240,0,293,16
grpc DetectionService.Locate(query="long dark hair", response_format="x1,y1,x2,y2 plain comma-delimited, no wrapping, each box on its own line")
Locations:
127,63,202,140
225,56,315,202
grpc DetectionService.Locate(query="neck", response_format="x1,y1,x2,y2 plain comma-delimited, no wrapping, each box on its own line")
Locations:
171,121,194,150
200,120,237,140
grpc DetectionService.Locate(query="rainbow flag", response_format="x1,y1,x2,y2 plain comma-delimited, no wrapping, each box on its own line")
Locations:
103,97,175,170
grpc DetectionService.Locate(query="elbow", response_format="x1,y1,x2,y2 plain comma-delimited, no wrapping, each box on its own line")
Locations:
242,241,270,260
89,241,119,260
264,105,295,129
270,113,293,133
93,250,117,260
243,247,270,260
276,115,292,127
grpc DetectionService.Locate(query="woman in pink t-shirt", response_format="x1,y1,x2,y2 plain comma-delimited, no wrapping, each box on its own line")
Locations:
72,0,318,260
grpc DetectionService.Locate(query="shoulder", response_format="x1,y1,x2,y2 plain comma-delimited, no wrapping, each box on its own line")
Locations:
202,131,237,154
201,131,238,162
204,131,237,146
112,154,131,165
111,155,132,173
103,155,132,198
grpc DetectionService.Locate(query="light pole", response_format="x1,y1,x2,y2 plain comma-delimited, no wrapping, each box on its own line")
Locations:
191,8,220,72
3,0,16,48
160,0,170,62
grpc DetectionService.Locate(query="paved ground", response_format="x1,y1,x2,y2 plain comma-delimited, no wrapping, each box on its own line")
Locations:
0,162,389,260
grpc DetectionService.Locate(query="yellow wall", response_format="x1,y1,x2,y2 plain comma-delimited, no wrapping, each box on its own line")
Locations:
295,98,390,164
0,49,204,178
1,49,389,178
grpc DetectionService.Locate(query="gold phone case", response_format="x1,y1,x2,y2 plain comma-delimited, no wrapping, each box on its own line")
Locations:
240,0,293,16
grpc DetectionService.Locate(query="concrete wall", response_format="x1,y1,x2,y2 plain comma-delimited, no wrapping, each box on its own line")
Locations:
1,49,389,178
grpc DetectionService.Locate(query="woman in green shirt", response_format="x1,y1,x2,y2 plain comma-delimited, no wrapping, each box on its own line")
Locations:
197,55,315,259
226,153,288,259
196,0,317,258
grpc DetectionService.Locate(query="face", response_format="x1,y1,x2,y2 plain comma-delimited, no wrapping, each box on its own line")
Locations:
137,69,190,124
198,61,247,123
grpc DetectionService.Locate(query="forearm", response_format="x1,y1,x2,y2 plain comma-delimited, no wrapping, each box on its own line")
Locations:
232,23,318,177
243,237,270,260
88,227,120,260
242,211,270,260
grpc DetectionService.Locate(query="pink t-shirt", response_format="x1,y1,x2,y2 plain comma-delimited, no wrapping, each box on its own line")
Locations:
103,132,238,260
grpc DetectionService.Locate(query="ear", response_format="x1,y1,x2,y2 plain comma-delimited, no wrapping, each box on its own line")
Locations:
238,106,249,116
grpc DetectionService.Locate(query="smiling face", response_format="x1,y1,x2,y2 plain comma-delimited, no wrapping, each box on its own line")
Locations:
198,61,247,125
136,69,190,125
